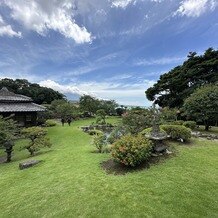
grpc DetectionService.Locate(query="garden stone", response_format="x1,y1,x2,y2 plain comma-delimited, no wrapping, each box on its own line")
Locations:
153,144,167,153
19,160,42,170
166,149,173,155
145,102,167,153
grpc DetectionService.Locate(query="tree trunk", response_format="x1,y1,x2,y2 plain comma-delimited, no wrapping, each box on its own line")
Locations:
27,147,35,156
205,124,209,131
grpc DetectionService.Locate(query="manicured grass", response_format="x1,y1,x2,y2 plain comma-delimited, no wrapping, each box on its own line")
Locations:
0,117,218,218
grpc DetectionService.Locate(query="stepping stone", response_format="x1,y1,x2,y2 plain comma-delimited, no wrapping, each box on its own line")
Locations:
19,160,42,170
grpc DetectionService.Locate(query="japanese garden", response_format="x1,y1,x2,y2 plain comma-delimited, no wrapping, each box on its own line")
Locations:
0,48,217,217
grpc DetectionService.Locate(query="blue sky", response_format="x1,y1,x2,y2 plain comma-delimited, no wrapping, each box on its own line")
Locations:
0,0,217,106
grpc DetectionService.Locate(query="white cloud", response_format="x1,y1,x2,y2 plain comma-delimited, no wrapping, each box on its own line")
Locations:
39,80,89,96
0,15,21,38
39,79,155,106
2,0,91,43
176,0,217,17
135,56,185,66
110,0,164,8
111,0,137,8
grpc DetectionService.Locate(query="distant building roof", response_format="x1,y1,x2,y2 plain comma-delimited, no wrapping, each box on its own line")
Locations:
0,87,32,102
0,87,46,112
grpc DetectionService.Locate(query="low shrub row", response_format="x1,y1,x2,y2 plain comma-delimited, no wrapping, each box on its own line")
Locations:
168,120,196,130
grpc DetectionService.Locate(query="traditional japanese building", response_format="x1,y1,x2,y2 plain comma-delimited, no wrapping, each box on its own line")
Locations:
0,87,46,126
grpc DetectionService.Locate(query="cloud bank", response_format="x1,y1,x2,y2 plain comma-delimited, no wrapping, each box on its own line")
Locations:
39,79,155,106
2,0,91,43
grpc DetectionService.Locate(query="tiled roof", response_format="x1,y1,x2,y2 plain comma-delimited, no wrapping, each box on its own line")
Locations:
0,87,32,102
0,102,46,112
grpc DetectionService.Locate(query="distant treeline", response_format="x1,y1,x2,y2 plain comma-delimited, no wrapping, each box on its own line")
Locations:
0,78,65,104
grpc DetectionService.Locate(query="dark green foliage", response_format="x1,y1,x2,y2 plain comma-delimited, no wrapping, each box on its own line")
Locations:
0,116,18,162
98,100,118,115
0,116,18,146
183,121,196,130
21,127,52,156
146,48,218,108
79,95,99,115
160,107,178,123
116,106,127,116
79,95,118,116
161,125,191,142
111,135,152,167
50,99,79,119
0,78,65,104
183,84,218,131
122,109,153,134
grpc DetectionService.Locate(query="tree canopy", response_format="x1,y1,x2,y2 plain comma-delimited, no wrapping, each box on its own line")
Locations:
0,78,65,104
182,84,218,131
146,48,218,108
79,95,118,115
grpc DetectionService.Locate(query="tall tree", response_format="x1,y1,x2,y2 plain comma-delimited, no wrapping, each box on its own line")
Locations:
79,95,99,115
146,48,218,108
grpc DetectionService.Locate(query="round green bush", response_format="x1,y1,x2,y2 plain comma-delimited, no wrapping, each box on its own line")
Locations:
111,135,152,167
160,125,191,141
45,120,57,127
183,121,196,130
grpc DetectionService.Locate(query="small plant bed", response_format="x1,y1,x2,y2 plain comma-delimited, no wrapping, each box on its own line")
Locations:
101,153,174,175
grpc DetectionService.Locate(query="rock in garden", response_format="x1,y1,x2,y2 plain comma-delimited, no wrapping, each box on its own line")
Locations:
166,149,173,155
19,160,42,170
153,145,167,153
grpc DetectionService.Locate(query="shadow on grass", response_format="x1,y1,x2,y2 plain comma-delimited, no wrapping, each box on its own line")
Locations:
101,153,176,176
0,149,54,165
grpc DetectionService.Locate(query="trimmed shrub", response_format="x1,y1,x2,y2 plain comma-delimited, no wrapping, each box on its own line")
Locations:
45,120,57,127
183,121,196,130
21,127,52,156
140,127,166,136
161,124,191,142
111,135,152,167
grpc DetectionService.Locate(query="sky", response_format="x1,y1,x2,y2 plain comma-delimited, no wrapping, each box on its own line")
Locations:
0,0,217,106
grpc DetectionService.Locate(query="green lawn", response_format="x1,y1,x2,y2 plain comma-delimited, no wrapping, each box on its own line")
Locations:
0,117,218,218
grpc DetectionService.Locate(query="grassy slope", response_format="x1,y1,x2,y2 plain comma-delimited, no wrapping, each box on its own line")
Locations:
0,117,217,218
